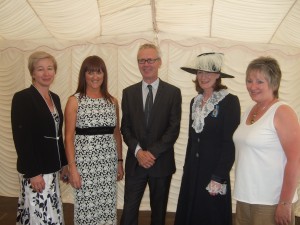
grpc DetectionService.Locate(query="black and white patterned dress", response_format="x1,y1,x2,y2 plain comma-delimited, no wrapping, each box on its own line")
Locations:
74,94,118,225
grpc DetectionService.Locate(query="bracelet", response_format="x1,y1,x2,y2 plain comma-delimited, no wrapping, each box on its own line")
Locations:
118,159,123,162
68,160,76,165
279,201,292,206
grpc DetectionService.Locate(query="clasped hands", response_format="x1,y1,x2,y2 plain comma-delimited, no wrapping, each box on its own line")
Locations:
137,150,156,169
206,180,226,196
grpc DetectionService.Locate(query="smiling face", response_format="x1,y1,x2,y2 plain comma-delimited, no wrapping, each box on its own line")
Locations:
32,58,56,89
85,70,104,91
196,71,220,92
137,48,161,84
246,69,274,103
245,56,281,99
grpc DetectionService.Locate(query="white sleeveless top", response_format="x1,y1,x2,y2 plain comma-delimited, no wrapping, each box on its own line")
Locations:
233,101,298,204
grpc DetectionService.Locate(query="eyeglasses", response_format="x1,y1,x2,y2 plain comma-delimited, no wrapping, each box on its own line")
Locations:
137,58,160,64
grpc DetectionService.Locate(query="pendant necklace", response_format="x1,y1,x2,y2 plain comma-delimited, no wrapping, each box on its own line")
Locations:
250,99,276,124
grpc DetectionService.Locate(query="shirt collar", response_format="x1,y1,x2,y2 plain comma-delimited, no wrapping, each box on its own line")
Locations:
142,78,159,90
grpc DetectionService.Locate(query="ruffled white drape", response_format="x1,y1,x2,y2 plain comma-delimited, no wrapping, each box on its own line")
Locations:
1,0,300,216
1,38,300,215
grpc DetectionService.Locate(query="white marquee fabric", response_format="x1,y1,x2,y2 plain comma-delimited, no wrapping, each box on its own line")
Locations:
0,0,300,214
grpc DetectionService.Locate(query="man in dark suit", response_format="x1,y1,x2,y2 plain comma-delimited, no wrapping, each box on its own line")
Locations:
120,43,182,225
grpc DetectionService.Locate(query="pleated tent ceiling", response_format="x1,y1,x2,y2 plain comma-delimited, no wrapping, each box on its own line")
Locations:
1,0,300,214
1,0,300,48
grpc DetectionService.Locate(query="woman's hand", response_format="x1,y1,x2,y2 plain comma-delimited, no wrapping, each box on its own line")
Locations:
68,166,82,189
30,174,45,193
117,162,124,181
206,180,223,196
60,165,69,183
275,203,292,225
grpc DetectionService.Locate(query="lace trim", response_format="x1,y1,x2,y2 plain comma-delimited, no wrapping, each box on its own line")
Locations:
191,89,229,133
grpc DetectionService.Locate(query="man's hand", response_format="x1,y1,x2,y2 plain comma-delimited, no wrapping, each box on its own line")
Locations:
137,150,156,169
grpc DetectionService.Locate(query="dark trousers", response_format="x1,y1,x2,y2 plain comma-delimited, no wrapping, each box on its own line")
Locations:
120,173,172,225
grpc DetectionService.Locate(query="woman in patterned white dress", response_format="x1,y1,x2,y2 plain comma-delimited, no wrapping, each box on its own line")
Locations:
11,51,68,225
64,55,124,225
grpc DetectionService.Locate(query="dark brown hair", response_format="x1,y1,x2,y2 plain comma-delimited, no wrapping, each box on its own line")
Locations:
75,55,113,102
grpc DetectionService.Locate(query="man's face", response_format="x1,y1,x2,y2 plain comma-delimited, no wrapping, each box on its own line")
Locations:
137,48,161,83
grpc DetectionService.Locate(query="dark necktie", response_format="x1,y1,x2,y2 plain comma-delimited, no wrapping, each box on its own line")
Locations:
145,85,153,126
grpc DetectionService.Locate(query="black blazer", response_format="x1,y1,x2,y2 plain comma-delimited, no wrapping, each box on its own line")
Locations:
121,79,182,177
185,94,240,182
11,85,67,178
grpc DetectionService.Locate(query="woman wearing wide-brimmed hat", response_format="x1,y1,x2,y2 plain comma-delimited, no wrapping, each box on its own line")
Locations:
175,52,241,225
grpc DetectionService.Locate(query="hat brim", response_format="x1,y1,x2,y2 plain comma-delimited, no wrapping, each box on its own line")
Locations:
180,67,234,78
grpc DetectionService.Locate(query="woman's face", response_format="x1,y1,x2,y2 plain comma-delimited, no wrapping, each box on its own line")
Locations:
32,58,55,88
196,71,220,91
246,70,274,103
85,70,104,90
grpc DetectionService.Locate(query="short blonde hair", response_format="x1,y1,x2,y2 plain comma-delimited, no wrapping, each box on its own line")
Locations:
28,51,57,77
246,56,281,98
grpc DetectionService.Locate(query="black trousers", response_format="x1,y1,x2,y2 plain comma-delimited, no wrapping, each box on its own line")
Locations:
120,173,172,225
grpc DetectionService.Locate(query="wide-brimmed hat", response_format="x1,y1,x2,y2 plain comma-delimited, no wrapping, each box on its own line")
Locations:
180,52,234,78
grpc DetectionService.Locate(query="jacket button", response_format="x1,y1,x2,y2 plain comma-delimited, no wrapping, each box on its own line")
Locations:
197,138,200,142
196,153,199,158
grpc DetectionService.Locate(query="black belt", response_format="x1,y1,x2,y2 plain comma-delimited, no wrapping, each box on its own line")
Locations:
75,127,115,135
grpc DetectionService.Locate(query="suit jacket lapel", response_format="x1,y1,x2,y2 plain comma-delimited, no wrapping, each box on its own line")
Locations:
154,79,164,107
135,81,144,112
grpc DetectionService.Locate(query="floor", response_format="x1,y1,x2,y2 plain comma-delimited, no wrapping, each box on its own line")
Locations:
1,196,299,225
0,196,175,225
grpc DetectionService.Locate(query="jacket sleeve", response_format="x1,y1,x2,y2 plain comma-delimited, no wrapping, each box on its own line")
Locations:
11,92,40,177
121,88,139,155
212,94,241,182
182,98,194,169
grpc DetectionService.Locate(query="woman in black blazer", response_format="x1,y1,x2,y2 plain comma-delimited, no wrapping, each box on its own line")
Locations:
11,51,68,225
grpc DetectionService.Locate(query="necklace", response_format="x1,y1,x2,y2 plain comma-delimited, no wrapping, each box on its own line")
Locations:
201,94,211,105
250,99,276,124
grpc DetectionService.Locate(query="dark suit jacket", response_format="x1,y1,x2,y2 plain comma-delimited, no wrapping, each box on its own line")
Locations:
11,85,67,178
121,79,182,177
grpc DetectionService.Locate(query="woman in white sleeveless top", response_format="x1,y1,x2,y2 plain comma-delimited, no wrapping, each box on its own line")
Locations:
233,56,300,225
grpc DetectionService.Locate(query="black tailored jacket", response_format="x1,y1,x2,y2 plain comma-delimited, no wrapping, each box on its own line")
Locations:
174,94,240,225
121,79,182,177
11,85,67,178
